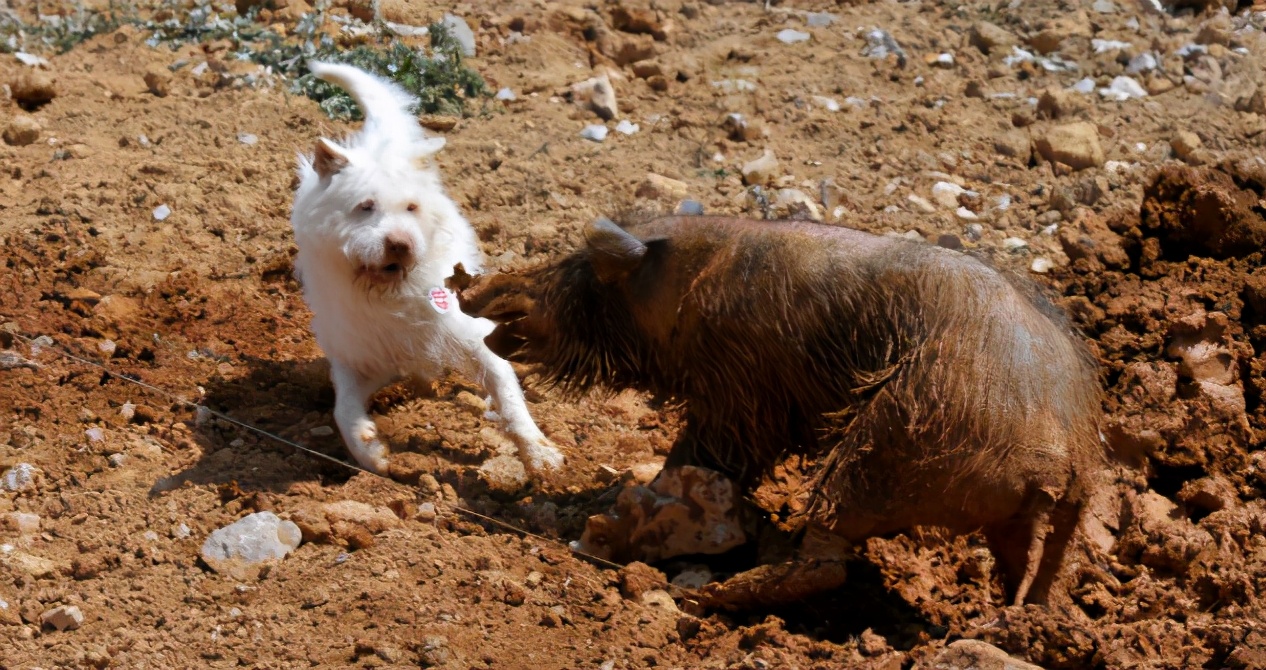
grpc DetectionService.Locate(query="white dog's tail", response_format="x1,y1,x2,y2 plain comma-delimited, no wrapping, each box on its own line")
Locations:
306,60,424,141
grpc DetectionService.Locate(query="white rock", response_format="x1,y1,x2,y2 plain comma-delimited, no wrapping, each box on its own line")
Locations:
615,119,639,135
862,28,905,62
1127,52,1158,74
710,79,757,93
85,427,104,443
1071,78,1097,94
904,194,934,214
495,87,516,101
152,204,171,221
806,12,836,27
98,339,116,355
1092,0,1117,11
671,565,713,589
236,133,258,146
119,402,135,420
776,29,810,44
440,13,476,57
384,21,429,37
15,52,48,67
6,512,39,534
1031,257,1054,273
933,53,955,67
955,206,979,221
996,194,1012,211
107,453,127,468
811,95,841,112
741,149,780,186
200,511,302,579
1100,76,1147,101
964,223,984,241
572,74,618,120
173,523,191,539
580,124,609,142
41,605,83,631
931,181,967,209
309,425,334,437
1042,223,1059,236
1092,38,1132,54
774,189,823,220
1002,237,1029,252
1,464,39,492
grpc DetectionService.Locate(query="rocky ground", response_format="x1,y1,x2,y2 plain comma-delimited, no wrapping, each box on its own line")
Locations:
4,0,1266,668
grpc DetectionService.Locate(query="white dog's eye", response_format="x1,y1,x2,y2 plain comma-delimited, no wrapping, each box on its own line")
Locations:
407,203,419,212
358,199,375,212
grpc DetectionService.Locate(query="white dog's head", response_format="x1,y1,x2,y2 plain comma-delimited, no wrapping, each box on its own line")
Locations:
291,62,457,293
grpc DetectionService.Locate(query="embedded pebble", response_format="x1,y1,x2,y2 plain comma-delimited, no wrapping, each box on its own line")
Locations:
906,194,936,214
85,427,104,443
495,87,516,101
152,204,171,221
1127,53,1158,74
237,133,258,145
1092,39,1132,54
309,425,334,437
200,511,302,579
1031,257,1053,273
931,181,967,209
417,502,437,522
119,402,136,420
615,119,639,135
4,512,40,534
107,453,128,468
1,464,39,492
776,29,810,44
580,124,609,142
812,96,841,112
1071,78,1097,94
964,223,984,241
572,74,618,120
955,206,979,221
1002,237,1029,252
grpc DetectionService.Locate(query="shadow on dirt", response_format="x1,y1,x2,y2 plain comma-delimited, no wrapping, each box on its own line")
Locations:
155,351,935,647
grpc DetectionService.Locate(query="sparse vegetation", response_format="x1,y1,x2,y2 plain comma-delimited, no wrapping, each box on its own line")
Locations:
0,1,489,119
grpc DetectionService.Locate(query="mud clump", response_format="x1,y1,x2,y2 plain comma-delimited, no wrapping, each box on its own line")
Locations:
1136,164,1266,260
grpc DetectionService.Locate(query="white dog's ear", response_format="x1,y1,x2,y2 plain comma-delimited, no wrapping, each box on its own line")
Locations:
411,137,446,168
313,138,351,178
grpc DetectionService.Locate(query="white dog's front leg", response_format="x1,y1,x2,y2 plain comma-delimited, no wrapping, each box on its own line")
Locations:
330,360,395,475
471,346,565,474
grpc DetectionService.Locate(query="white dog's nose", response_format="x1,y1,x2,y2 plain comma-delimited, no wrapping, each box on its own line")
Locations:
382,231,414,273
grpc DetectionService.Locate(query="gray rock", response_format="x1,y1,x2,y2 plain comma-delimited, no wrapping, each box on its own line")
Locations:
200,511,301,579
676,200,705,216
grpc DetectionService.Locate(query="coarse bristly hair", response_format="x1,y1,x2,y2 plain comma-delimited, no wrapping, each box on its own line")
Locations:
287,61,562,476
458,214,1108,605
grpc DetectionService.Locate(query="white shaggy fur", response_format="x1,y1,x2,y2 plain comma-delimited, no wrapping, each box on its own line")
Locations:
289,61,564,476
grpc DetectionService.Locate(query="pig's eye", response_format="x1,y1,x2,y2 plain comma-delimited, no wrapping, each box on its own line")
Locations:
357,199,375,212
407,203,419,212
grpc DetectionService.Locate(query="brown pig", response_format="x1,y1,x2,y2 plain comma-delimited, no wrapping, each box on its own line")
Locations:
452,215,1107,606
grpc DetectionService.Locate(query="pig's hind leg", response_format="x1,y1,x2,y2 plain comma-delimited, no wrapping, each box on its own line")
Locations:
984,491,1082,606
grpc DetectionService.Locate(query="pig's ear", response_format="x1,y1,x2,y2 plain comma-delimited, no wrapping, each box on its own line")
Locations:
584,217,647,282
312,138,351,178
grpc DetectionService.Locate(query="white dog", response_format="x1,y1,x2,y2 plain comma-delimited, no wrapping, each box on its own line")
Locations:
288,61,564,476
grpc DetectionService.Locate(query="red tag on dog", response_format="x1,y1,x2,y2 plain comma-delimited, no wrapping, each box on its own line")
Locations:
428,287,454,314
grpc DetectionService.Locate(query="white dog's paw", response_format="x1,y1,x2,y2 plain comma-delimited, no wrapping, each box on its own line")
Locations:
515,435,565,473
348,425,391,475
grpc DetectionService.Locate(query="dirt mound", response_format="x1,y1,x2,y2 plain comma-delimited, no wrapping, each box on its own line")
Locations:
1138,164,1266,260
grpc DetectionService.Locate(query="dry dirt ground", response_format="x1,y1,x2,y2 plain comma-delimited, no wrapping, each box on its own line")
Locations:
4,0,1266,668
